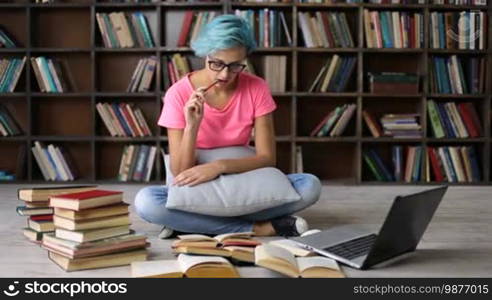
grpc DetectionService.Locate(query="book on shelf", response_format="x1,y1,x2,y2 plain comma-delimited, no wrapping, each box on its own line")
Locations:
427,145,481,183
0,104,23,136
0,170,15,181
367,0,425,3
427,100,482,139
308,55,357,93
0,26,18,48
364,146,424,182
118,144,157,182
0,56,26,93
30,56,73,93
131,254,240,278
235,9,292,47
296,146,304,173
263,55,287,93
310,104,356,137
298,11,354,48
362,110,383,138
364,10,423,49
429,55,485,94
127,56,158,92
368,72,419,94
162,53,192,88
430,0,487,6
96,102,151,137
380,113,422,138
430,11,486,50
177,11,217,47
255,244,345,278
96,11,156,48
31,142,77,182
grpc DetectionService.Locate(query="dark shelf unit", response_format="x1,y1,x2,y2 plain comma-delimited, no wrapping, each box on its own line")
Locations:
0,0,490,185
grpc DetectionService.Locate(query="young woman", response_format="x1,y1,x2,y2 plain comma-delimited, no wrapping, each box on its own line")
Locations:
135,14,321,238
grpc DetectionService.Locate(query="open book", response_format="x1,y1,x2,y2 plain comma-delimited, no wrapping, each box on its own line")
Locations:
131,254,240,278
172,232,261,263
255,244,345,278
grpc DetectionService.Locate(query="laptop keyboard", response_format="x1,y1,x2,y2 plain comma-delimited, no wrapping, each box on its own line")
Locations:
323,234,377,260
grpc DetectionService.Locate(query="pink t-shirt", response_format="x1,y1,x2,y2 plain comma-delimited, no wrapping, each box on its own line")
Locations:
158,71,277,149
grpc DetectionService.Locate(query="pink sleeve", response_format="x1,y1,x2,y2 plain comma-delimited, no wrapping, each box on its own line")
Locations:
253,79,277,118
157,86,186,129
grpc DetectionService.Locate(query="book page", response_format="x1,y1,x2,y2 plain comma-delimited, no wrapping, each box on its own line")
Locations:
296,256,341,273
256,244,298,269
269,239,314,257
131,260,182,278
176,234,216,241
214,231,255,242
177,254,229,272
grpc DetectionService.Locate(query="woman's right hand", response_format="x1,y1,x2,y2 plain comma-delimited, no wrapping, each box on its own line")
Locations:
184,87,206,129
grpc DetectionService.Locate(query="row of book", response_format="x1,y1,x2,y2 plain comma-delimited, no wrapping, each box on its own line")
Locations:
0,27,16,48
31,56,72,93
430,11,487,50
177,11,217,47
430,0,487,4
298,11,355,48
364,146,424,182
0,104,23,136
127,56,158,92
429,55,485,94
235,9,292,48
118,144,158,182
96,102,152,137
427,100,482,138
96,12,155,48
163,53,192,87
31,141,77,181
308,55,356,93
364,10,424,49
428,145,481,182
0,57,26,93
310,104,356,137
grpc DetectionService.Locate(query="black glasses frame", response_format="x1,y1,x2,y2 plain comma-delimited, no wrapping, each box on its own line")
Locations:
207,57,247,73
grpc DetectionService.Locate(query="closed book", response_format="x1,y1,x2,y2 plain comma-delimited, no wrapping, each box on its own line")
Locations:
18,185,97,202
54,203,129,221
55,225,131,243
16,206,53,216
49,189,123,211
53,214,130,231
28,219,55,232
428,147,445,182
362,110,383,138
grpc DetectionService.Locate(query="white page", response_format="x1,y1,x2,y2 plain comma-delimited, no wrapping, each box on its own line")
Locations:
296,256,340,273
131,260,181,278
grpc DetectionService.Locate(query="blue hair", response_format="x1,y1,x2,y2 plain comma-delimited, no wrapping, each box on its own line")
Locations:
190,14,257,57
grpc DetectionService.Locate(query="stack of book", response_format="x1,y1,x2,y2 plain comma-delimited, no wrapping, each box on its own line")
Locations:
430,11,486,50
118,144,157,182
96,11,155,48
0,56,26,93
0,26,17,48
298,11,354,48
263,55,287,93
429,55,485,94
368,72,419,94
127,56,157,92
310,104,356,137
17,186,97,244
427,100,482,138
177,11,217,47
43,189,149,271
363,10,423,49
30,56,72,93
427,146,481,183
0,104,23,136
364,146,424,182
235,9,292,47
308,55,357,93
380,113,422,138
96,102,151,137
162,53,191,87
31,141,77,182
430,0,487,5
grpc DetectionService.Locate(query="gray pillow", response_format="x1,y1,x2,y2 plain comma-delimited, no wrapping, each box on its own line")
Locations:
164,146,301,217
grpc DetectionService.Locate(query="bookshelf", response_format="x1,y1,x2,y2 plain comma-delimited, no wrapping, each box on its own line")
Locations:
0,0,490,185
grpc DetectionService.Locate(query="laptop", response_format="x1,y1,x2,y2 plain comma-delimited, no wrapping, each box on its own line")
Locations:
291,186,448,270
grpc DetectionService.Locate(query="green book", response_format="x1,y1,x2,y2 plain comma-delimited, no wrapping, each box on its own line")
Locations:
427,100,445,138
363,152,383,181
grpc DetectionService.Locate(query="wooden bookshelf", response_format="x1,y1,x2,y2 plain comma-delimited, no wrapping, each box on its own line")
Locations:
0,0,490,185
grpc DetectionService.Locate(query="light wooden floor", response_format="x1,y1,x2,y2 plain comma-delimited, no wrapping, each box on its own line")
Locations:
1,184,491,278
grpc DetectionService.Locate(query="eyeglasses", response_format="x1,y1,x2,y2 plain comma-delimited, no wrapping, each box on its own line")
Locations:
207,57,247,73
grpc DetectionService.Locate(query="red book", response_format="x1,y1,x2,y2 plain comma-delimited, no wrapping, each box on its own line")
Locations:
177,12,194,47
30,214,54,222
321,13,334,48
463,103,482,136
428,147,444,182
409,15,415,48
457,103,478,138
50,190,123,211
119,103,139,137
310,110,334,137
168,61,177,84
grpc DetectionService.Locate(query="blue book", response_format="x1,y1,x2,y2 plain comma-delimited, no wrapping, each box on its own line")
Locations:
0,59,18,92
259,10,264,47
412,147,422,182
111,103,132,136
133,145,150,181
467,146,481,182
442,147,457,182
328,58,347,92
433,58,443,93
336,57,356,93
369,149,394,181
40,57,58,92
379,13,392,48
270,10,275,47
437,103,455,138
440,57,452,94
43,147,61,181
392,146,403,182
438,13,446,49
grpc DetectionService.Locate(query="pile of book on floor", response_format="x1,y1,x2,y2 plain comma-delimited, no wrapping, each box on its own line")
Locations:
235,9,292,47
298,11,354,48
310,104,356,137
308,55,357,93
31,56,73,93
117,144,157,182
368,72,419,94
131,233,345,278
0,26,17,48
127,56,157,92
380,113,422,138
427,145,481,183
0,56,26,93
17,185,97,244
429,55,485,94
96,102,151,137
31,141,77,182
42,189,149,271
427,100,482,138
96,11,155,48
0,103,23,136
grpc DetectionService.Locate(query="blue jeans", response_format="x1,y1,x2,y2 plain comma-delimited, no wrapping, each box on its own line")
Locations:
134,173,321,235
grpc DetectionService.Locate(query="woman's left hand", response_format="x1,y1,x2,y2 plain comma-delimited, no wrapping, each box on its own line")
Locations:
173,162,223,187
